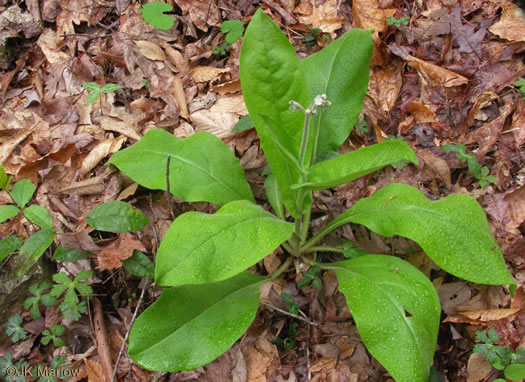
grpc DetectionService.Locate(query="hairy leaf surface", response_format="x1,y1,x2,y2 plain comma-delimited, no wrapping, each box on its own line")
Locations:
331,255,440,382
129,272,263,371
156,200,293,286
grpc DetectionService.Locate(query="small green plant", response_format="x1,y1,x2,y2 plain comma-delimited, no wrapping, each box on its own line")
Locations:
81,82,122,106
50,271,93,309
281,293,299,315
33,355,70,382
514,77,525,99
5,313,28,343
107,10,514,381
302,24,330,46
23,281,58,319
297,265,322,289
0,164,55,274
0,352,30,382
386,16,410,28
474,328,525,381
440,143,498,187
272,322,299,350
213,19,244,55
41,324,66,347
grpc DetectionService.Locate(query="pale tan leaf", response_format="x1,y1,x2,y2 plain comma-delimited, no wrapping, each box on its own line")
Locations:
212,79,242,95
173,0,220,31
36,28,69,64
368,60,403,112
297,0,344,35
97,233,147,270
242,345,272,382
134,40,166,61
460,308,521,321
191,66,230,83
504,184,525,230
210,95,248,115
511,99,525,149
467,352,493,382
173,76,188,119
406,55,469,87
438,282,471,315
352,0,395,33
418,149,452,189
80,136,126,176
309,358,337,373
489,0,525,42
190,109,239,137
84,358,105,382
100,116,141,141
408,101,439,123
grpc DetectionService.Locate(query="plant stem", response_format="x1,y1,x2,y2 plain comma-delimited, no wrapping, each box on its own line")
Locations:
302,246,344,254
302,218,349,251
310,115,322,166
270,256,293,280
298,112,311,169
260,302,320,327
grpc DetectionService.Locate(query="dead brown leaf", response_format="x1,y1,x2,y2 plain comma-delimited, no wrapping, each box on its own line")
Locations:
406,55,469,87
212,79,242,95
192,66,231,83
489,0,525,42
135,40,166,61
97,233,146,270
367,60,403,112
466,352,493,382
80,135,126,176
297,0,344,35
173,0,220,31
418,149,452,189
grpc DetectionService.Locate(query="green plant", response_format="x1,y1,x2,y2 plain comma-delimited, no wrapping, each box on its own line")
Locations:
107,10,514,381
356,119,368,134
0,164,56,273
386,16,410,28
81,82,122,106
302,24,330,46
474,328,525,381
139,1,174,30
41,324,66,347
23,281,58,319
440,143,498,187
5,313,28,343
0,352,30,382
50,271,93,308
514,77,525,99
213,19,244,55
33,355,70,382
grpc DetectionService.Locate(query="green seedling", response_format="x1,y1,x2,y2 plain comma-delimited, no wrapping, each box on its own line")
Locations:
302,24,330,46
281,293,299,315
213,19,244,55
386,16,410,28
0,352,29,382
41,324,66,347
60,299,87,321
82,82,122,106
23,281,58,319
5,314,28,343
297,265,322,289
107,10,515,380
0,164,55,274
474,328,525,381
51,271,93,309
440,143,497,187
514,77,525,99
33,355,71,382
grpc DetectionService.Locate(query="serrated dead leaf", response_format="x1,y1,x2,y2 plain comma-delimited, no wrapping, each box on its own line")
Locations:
212,79,242,95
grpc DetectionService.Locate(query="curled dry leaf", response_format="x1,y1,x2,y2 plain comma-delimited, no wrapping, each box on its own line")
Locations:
489,0,525,42
134,40,166,61
190,109,239,138
100,116,141,141
97,233,147,270
408,102,439,123
406,55,469,87
511,99,525,149
191,66,231,83
418,149,452,189
368,60,403,112
173,75,189,119
212,79,242,95
80,135,126,176
466,352,493,382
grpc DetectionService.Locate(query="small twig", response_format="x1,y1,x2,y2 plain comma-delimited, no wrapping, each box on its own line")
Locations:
111,279,152,382
166,157,175,221
93,297,113,382
260,302,321,327
261,0,297,25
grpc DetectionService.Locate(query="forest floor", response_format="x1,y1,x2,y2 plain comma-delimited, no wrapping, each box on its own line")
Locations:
0,0,524,381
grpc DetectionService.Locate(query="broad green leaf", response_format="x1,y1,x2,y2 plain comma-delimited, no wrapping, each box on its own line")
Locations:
81,82,100,92
18,229,56,276
85,200,150,233
264,173,284,219
299,141,418,190
0,236,23,262
109,129,254,205
101,83,122,93
123,250,154,279
53,246,90,262
321,183,514,286
23,205,53,229
129,271,263,371
139,1,174,30
300,29,373,154
0,164,6,189
505,364,525,380
155,200,293,286
330,255,440,382
11,179,35,208
240,9,311,218
222,20,244,44
0,205,20,223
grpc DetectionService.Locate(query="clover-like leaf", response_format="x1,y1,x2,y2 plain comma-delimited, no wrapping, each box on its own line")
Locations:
139,1,174,30
222,20,244,44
